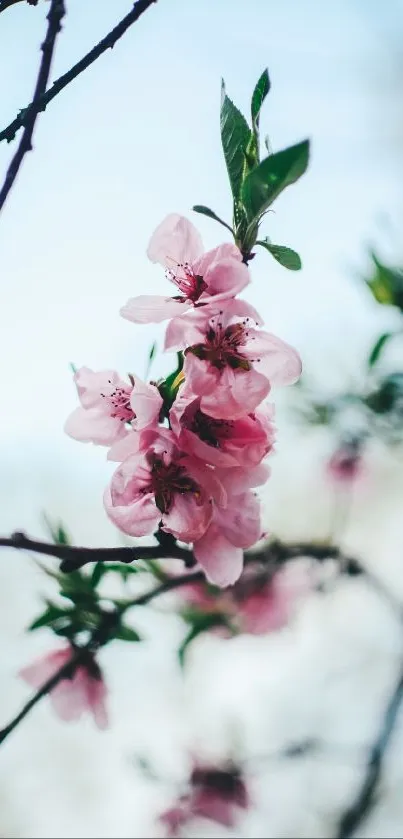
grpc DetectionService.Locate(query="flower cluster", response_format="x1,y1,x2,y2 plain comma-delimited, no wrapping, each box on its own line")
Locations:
65,214,301,587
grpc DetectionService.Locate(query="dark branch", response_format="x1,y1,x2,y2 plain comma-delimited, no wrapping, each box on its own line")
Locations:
335,662,403,838
0,0,38,13
0,0,158,145
0,570,203,745
0,531,192,570
0,0,65,213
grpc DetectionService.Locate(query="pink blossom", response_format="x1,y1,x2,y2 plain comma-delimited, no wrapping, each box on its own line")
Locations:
193,468,266,587
19,647,108,729
327,444,363,484
64,367,162,447
104,430,225,541
166,300,301,420
120,214,250,325
236,563,313,634
170,385,276,467
159,763,249,837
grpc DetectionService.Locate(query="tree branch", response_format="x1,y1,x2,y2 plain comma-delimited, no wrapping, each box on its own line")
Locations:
0,0,38,14
0,0,65,213
0,0,158,145
0,570,203,745
0,531,192,569
335,661,403,838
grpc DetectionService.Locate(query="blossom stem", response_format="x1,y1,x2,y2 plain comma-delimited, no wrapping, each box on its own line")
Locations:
335,661,403,838
0,0,66,213
0,0,158,145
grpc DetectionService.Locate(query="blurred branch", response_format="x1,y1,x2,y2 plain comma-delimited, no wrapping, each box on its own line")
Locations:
336,662,403,838
0,569,203,745
0,0,38,13
0,0,65,213
0,0,158,145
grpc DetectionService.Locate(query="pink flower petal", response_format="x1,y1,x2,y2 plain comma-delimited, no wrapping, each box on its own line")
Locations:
194,524,244,587
65,407,126,446
147,214,203,268
245,331,302,385
120,295,190,324
104,486,160,537
130,377,162,429
163,491,212,542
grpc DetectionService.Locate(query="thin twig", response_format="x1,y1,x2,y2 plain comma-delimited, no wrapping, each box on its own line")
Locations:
335,662,403,838
0,0,65,213
0,0,158,145
0,570,203,745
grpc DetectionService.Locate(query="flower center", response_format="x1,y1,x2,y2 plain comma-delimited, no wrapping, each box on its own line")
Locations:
147,454,201,514
186,321,251,371
101,383,135,422
190,409,233,448
168,262,208,303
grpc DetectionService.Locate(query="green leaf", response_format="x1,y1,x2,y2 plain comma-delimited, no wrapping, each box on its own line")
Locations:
158,352,184,411
42,514,71,545
366,252,403,312
366,372,403,414
257,240,302,270
251,68,270,132
178,612,230,667
91,562,105,588
114,624,141,642
145,341,157,379
368,332,394,368
220,80,252,201
28,603,65,631
192,205,233,235
241,139,310,221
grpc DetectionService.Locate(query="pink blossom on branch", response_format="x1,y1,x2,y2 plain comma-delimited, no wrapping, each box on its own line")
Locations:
159,762,249,837
120,213,250,325
327,443,363,484
104,430,225,542
64,367,162,447
193,466,268,586
166,300,301,420
19,647,108,729
170,386,276,468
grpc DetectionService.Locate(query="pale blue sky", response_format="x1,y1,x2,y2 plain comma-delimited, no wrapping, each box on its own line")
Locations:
0,0,402,487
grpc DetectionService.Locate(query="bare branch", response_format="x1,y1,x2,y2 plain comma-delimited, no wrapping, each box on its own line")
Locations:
335,662,403,838
0,0,65,213
0,531,192,569
0,0,158,145
0,0,38,14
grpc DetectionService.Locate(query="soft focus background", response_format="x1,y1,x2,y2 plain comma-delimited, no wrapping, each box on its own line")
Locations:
1,0,403,836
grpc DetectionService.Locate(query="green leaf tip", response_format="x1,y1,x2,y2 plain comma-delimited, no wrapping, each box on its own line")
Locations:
257,240,302,270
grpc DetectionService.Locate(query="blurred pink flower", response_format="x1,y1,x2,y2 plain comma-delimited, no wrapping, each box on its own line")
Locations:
327,444,363,484
166,300,301,420
170,386,276,468
104,430,225,542
65,367,162,447
120,214,250,325
159,763,249,837
19,647,108,729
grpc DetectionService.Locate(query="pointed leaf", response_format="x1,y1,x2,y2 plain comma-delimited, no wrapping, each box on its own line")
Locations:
251,68,270,131
368,332,394,368
220,82,252,201
114,624,141,642
257,240,302,270
192,205,233,235
242,140,310,221
28,603,65,631
91,562,105,588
